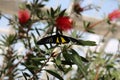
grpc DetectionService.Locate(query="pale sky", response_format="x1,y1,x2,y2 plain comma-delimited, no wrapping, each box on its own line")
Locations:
0,0,119,28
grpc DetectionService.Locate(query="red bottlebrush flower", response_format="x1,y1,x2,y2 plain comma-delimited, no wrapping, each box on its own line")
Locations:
108,10,120,21
56,16,73,31
18,9,30,24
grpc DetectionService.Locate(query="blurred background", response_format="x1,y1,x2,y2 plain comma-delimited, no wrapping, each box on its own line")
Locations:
0,0,120,79
0,0,120,53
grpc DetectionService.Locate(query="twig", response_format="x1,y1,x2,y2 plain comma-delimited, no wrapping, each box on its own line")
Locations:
78,19,105,37
37,55,52,73
94,65,100,80
88,20,105,29
30,54,52,80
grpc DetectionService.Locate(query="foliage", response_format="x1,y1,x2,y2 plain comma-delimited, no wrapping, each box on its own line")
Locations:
0,0,120,80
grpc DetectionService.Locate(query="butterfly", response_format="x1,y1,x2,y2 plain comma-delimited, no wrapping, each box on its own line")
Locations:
37,33,79,45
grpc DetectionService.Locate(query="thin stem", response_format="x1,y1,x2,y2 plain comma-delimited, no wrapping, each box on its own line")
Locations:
37,55,52,73
94,65,100,80
30,54,52,80
78,20,105,37
1,14,11,21
94,22,111,52
87,20,105,29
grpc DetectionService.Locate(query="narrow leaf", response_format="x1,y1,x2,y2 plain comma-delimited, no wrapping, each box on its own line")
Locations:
22,72,28,80
59,9,66,16
50,7,54,18
35,27,41,36
45,70,64,80
78,40,96,46
80,56,89,62
61,60,74,65
69,37,96,46
31,57,46,61
70,49,88,80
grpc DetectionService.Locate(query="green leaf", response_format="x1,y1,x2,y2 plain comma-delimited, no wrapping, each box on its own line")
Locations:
105,64,114,70
77,40,96,46
35,0,39,4
50,7,55,18
59,9,66,16
64,67,72,74
56,65,65,72
45,70,64,80
38,4,45,7
86,22,91,28
70,49,88,80
26,65,38,70
53,55,65,72
0,34,17,47
54,6,61,14
80,56,89,62
31,57,46,61
22,72,29,80
31,33,43,54
26,4,32,10
87,29,95,33
21,39,27,48
70,49,86,63
31,33,37,43
83,21,87,29
112,77,116,80
46,73,49,80
47,9,50,15
69,37,96,46
71,30,77,38
35,27,41,36
62,46,72,62
107,19,111,24
44,0,49,1
61,60,74,65
55,54,61,65
83,21,91,29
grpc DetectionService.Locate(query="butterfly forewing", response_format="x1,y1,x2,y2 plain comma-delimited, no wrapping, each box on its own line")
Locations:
37,35,57,45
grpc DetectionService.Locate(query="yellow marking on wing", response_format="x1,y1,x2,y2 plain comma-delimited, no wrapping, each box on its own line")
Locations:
56,37,59,43
61,37,66,43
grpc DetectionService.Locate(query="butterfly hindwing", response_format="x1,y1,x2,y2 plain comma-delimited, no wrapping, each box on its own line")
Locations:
58,35,70,44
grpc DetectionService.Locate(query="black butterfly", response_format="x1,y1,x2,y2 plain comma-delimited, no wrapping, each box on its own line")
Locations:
37,33,79,45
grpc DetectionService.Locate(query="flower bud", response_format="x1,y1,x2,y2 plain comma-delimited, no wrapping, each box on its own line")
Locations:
51,47,61,57
18,9,30,25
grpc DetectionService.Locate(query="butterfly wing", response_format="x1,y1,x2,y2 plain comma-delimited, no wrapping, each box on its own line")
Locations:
57,34,70,44
37,34,71,45
37,33,95,45
37,35,57,45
